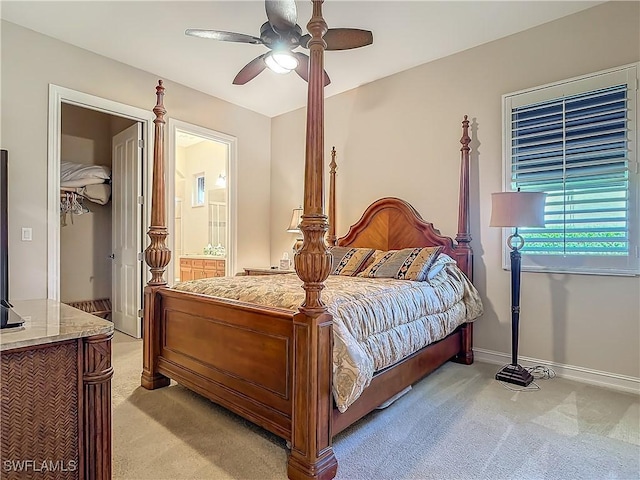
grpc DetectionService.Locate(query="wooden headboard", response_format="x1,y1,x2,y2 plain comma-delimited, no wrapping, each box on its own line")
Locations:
337,197,471,279
338,197,454,250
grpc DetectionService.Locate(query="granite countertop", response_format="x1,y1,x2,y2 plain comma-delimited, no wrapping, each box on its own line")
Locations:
181,254,226,260
0,299,114,351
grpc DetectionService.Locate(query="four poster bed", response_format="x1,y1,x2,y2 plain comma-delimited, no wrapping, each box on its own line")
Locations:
141,3,480,479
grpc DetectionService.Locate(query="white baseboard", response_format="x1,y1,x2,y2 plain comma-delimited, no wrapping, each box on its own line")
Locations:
474,348,640,395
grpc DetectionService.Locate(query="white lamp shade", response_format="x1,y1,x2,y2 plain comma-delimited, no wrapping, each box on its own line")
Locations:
287,207,303,233
490,191,546,228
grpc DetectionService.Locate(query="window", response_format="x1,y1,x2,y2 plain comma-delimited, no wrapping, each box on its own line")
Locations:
503,64,639,275
192,173,205,206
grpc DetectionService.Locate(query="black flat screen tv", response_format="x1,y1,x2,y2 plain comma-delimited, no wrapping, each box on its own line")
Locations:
1,149,25,328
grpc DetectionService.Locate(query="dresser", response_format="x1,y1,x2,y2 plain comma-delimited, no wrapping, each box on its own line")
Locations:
0,300,113,479
179,256,226,281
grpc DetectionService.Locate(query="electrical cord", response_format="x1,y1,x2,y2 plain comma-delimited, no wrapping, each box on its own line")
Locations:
527,365,556,380
500,381,540,392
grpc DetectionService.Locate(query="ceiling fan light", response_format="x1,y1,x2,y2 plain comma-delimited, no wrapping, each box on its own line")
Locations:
265,51,298,74
273,52,298,70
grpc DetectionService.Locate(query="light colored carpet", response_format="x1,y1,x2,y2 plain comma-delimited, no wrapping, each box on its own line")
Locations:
112,331,639,480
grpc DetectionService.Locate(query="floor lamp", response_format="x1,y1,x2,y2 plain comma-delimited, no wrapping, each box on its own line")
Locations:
490,190,546,386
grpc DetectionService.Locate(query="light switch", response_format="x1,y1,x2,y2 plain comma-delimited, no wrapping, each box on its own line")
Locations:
21,227,32,241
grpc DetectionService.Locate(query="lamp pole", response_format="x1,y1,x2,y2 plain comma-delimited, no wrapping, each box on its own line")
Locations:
495,230,533,386
509,231,521,367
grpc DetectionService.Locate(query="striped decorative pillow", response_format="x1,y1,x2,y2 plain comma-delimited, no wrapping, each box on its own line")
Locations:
356,246,443,281
330,247,376,276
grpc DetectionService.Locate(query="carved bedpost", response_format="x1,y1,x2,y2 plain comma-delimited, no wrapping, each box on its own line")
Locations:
455,115,472,278
327,146,337,247
287,2,338,480
454,115,474,365
141,80,171,390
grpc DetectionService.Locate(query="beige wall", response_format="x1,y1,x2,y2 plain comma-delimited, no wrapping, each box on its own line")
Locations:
175,147,186,282
1,19,271,300
271,2,640,378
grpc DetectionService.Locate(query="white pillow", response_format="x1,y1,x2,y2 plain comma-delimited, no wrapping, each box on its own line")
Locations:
61,161,111,181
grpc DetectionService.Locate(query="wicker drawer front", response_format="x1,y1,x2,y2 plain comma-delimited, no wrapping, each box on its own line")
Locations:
1,342,79,479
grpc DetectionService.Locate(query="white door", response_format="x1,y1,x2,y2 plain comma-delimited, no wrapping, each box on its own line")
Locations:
111,123,142,337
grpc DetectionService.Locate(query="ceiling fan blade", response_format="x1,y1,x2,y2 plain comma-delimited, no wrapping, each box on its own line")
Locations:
265,0,297,33
300,28,373,51
293,52,331,87
185,29,262,44
233,54,268,85
293,52,309,82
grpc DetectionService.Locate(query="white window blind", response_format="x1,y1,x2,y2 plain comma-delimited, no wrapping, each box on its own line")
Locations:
503,65,639,275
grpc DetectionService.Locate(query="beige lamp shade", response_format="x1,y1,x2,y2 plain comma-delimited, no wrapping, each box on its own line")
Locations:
490,191,546,228
287,207,303,233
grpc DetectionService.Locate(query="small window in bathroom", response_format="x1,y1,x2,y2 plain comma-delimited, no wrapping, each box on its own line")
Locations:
193,173,205,207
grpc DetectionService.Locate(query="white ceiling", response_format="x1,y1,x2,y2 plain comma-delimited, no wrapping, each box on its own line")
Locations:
1,1,603,118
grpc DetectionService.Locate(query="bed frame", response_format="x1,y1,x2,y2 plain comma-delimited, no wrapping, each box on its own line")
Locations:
140,2,473,479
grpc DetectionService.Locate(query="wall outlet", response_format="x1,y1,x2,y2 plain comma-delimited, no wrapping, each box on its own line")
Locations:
21,227,32,241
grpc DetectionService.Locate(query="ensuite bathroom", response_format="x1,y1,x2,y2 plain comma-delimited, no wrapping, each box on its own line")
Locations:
174,131,229,282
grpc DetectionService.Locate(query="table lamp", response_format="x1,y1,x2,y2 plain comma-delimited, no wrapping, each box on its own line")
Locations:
287,206,304,254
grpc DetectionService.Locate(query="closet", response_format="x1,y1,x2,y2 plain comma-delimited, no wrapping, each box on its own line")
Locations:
59,103,137,328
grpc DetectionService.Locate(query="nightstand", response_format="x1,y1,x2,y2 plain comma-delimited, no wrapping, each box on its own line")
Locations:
243,267,295,276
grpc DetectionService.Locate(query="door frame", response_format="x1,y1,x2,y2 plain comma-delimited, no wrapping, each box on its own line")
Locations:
167,119,238,281
47,85,154,337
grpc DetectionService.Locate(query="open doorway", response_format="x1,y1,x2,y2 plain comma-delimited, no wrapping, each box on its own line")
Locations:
168,120,237,282
59,104,141,336
48,85,154,338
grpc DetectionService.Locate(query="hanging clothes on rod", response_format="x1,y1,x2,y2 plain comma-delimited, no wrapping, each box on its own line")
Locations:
60,191,91,226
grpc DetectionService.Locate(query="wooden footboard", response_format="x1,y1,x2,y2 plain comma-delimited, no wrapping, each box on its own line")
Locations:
143,284,474,441
154,288,295,439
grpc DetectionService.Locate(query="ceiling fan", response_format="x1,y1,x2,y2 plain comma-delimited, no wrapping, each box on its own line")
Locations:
185,0,373,86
